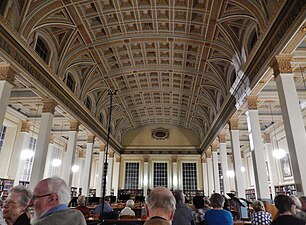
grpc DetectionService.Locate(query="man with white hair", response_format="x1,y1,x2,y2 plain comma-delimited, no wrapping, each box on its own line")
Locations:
144,186,176,225
119,199,136,217
27,177,86,225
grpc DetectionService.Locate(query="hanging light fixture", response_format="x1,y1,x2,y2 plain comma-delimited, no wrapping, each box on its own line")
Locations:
269,101,286,159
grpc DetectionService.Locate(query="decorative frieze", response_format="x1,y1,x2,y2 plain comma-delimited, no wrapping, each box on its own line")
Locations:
272,55,293,77
0,64,15,84
246,96,258,110
42,99,56,114
229,118,238,130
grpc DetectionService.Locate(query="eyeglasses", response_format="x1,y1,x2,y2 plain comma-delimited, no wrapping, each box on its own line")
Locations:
3,200,19,206
31,193,53,200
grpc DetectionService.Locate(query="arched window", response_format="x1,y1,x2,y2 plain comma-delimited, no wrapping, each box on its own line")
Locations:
66,73,75,92
247,30,258,53
85,96,92,110
99,112,103,123
35,37,49,62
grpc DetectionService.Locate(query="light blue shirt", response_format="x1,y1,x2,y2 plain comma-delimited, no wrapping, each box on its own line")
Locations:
41,204,68,219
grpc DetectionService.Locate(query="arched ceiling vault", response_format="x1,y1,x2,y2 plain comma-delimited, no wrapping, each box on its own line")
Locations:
4,0,302,154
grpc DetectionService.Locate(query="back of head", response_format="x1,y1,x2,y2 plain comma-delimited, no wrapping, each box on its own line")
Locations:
77,195,86,206
290,195,302,209
252,200,264,212
9,185,32,207
274,194,294,214
146,186,176,213
173,189,184,203
45,176,70,205
209,193,224,208
126,200,135,208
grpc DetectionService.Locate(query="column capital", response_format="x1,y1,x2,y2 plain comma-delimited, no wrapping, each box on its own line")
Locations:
229,118,239,130
20,121,30,133
211,141,218,152
246,96,258,110
172,156,177,163
87,134,95,143
0,64,15,84
78,150,85,158
42,99,57,114
241,151,244,158
109,150,114,158
272,54,293,77
49,134,55,144
70,120,80,132
205,149,212,158
263,132,271,143
99,143,105,152
201,156,207,163
218,132,226,143
144,156,149,163
116,156,121,163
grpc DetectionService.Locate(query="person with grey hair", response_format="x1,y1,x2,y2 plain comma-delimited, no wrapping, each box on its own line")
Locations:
2,185,32,225
172,189,195,225
27,176,86,225
290,195,306,222
75,195,89,219
119,199,136,217
144,186,176,225
251,200,272,225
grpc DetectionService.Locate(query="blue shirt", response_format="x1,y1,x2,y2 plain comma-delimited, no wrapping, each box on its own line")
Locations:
204,209,233,225
94,202,113,215
41,204,68,218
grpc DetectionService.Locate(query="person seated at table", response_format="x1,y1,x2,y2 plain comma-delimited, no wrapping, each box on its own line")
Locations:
172,189,195,225
272,194,304,225
251,200,272,225
94,196,116,219
204,193,233,225
119,200,136,217
75,195,90,219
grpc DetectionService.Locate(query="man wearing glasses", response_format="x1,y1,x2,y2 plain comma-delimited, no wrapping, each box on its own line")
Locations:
27,176,86,225
2,185,32,225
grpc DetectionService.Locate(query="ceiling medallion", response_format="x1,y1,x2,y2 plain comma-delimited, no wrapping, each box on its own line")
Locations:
152,128,169,140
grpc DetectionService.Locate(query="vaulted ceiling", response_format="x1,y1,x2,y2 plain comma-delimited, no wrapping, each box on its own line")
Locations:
0,0,305,154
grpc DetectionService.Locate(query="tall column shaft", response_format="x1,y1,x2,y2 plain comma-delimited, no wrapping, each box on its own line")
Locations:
220,142,230,193
202,157,208,196
82,136,94,196
143,157,149,196
212,150,220,193
113,157,120,197
246,96,270,200
29,100,56,189
273,56,306,195
0,65,14,129
96,146,105,197
62,121,79,188
172,157,178,190
207,154,214,195
229,119,245,198
106,153,114,195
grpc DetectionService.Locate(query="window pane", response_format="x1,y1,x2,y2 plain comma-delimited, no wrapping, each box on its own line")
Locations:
35,37,48,62
85,96,92,110
124,162,139,189
21,137,37,182
153,162,168,187
66,73,75,91
182,162,197,190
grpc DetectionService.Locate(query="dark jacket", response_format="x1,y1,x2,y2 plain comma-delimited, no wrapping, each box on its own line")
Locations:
172,203,195,225
14,213,30,225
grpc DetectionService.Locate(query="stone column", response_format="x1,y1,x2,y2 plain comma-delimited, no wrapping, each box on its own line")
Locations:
113,155,120,197
229,118,245,198
172,157,178,190
201,156,209,195
0,64,15,129
273,55,306,195
245,96,270,200
219,132,230,194
211,142,220,193
78,151,85,195
263,133,277,198
82,134,95,196
62,120,79,188
13,121,31,186
206,150,214,195
96,143,105,197
43,135,55,178
29,100,56,189
143,156,149,196
106,150,114,195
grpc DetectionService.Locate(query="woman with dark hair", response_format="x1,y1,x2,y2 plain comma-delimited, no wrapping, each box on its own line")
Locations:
204,193,233,225
272,194,304,225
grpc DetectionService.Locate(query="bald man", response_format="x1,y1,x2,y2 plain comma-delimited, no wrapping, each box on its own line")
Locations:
144,186,176,225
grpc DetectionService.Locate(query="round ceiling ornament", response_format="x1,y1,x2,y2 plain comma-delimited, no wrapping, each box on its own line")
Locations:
152,127,169,140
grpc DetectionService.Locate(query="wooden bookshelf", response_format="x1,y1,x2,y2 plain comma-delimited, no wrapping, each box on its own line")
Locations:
275,184,296,196
245,188,256,202
0,178,14,200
